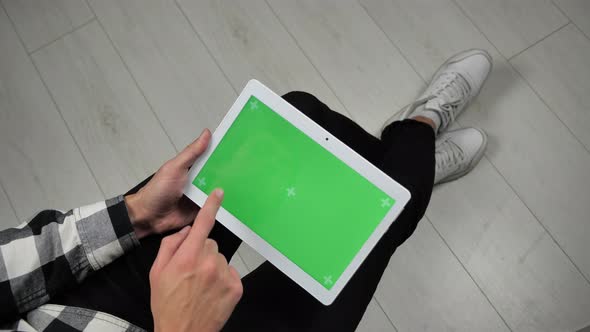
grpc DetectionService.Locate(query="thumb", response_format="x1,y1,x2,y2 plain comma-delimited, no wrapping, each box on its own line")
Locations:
151,226,191,276
173,129,211,169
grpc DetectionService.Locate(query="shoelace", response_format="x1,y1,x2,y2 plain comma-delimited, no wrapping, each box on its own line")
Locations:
430,72,471,127
405,72,471,129
435,136,465,174
432,72,471,106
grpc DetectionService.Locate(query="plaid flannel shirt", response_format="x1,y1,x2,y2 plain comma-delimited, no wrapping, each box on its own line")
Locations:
0,196,145,332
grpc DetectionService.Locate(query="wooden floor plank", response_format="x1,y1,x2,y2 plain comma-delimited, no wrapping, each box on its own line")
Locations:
2,0,93,52
554,0,590,37
236,243,266,272
511,24,590,151
267,0,423,135
0,8,102,218
32,21,176,197
229,254,250,278
460,51,590,277
176,0,347,116
376,220,509,331
88,0,236,150
0,186,18,228
463,55,590,285
356,299,397,332
359,0,493,80
452,0,568,58
428,160,590,331
361,1,590,330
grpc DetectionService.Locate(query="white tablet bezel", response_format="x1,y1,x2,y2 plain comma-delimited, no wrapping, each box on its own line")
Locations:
184,79,410,305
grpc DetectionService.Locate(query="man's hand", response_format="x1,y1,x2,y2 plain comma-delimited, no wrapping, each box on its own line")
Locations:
125,129,211,238
149,189,243,332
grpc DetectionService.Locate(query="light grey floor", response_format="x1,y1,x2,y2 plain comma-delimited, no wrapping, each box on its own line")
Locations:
1,0,589,331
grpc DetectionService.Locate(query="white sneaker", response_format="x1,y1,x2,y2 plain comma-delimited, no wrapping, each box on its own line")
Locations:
384,49,492,135
435,127,487,184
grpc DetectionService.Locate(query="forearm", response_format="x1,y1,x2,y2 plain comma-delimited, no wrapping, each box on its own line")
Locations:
0,196,139,320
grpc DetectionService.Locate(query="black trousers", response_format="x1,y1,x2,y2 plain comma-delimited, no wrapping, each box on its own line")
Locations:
54,91,435,331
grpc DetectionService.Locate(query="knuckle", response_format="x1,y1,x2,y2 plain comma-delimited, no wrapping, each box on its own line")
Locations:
177,255,195,270
205,239,218,252
231,280,244,300
217,253,228,266
161,236,173,246
160,235,178,249
200,256,219,276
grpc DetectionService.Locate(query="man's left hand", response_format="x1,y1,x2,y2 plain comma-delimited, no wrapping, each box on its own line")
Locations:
125,129,211,239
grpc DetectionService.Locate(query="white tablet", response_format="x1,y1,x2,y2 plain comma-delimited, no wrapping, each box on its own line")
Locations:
184,79,410,305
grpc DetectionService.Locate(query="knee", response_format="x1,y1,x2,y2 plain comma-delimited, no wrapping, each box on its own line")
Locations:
282,91,318,104
281,91,324,112
404,179,433,222
385,182,432,248
390,164,433,224
281,91,330,125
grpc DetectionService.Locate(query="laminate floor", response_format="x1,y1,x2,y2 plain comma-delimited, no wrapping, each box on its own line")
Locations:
1,1,589,331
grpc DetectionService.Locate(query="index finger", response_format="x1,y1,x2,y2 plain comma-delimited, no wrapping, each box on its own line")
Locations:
181,188,224,252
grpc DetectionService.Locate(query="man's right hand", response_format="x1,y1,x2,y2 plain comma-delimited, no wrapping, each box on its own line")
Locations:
149,188,243,332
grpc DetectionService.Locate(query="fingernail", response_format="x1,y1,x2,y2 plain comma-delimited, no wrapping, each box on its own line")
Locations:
180,226,191,234
214,188,224,199
201,128,211,138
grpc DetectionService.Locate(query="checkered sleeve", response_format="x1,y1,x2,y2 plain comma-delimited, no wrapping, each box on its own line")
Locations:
0,196,140,323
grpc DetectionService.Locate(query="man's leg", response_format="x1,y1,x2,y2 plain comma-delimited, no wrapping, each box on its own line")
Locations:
222,92,435,332
53,176,243,331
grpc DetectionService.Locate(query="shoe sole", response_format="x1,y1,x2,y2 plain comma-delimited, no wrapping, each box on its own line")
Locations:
436,127,489,185
396,48,493,122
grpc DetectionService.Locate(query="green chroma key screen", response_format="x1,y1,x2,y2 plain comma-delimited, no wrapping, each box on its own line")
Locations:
193,96,395,289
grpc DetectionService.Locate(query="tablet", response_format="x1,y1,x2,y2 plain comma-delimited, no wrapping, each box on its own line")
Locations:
183,80,410,305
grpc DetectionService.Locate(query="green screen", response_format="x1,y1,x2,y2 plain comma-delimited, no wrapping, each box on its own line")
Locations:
194,96,394,289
